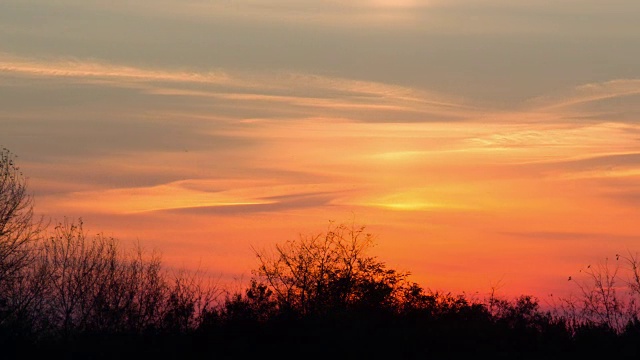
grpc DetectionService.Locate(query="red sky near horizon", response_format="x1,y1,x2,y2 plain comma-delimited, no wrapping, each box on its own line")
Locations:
2,0,640,301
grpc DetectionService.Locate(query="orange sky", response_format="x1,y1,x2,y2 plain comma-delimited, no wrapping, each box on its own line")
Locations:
2,0,640,302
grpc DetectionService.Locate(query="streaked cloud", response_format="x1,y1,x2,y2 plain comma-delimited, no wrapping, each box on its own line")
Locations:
0,53,241,87
0,54,474,123
528,79,640,113
45,178,348,215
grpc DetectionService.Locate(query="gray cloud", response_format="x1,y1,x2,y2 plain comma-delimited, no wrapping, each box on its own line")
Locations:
1,1,638,107
155,191,339,216
604,191,640,208
549,153,640,172
500,231,638,243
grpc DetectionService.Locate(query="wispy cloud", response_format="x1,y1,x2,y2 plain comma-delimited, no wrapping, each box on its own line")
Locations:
0,53,238,87
533,79,640,108
501,230,639,242
0,54,477,123
39,178,349,216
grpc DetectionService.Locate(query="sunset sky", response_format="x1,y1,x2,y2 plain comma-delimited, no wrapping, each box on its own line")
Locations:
2,0,640,301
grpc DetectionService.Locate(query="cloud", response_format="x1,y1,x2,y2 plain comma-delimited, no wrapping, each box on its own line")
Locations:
603,189,640,208
500,230,638,242
39,178,350,216
158,191,338,215
553,152,640,172
0,53,238,87
526,79,640,121
80,0,640,34
0,53,477,124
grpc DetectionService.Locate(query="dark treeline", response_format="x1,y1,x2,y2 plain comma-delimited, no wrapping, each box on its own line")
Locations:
2,147,640,359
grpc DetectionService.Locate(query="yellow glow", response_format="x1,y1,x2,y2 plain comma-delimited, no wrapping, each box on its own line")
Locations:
371,0,421,8
372,151,428,161
371,201,442,211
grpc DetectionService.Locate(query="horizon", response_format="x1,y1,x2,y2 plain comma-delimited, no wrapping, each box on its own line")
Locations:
2,0,640,301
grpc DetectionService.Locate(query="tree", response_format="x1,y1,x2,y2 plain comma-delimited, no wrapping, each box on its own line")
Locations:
250,221,415,317
554,251,640,336
0,147,42,324
33,218,219,337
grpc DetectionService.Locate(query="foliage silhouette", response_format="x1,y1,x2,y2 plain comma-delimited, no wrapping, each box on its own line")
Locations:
2,218,218,359
1,146,640,359
0,148,44,329
249,221,417,317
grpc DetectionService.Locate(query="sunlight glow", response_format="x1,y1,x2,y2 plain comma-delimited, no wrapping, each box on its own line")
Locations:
371,0,422,8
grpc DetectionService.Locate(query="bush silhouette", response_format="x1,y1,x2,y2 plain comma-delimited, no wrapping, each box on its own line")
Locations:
3,146,640,359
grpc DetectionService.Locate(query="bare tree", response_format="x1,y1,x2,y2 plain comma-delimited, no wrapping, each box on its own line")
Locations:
555,254,640,334
0,147,42,324
33,218,219,337
251,221,413,316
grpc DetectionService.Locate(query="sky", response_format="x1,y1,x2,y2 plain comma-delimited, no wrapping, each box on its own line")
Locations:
2,0,640,301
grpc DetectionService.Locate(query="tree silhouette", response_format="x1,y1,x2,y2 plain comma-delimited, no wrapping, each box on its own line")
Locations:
31,218,219,338
250,221,416,317
0,147,43,328
555,251,640,337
